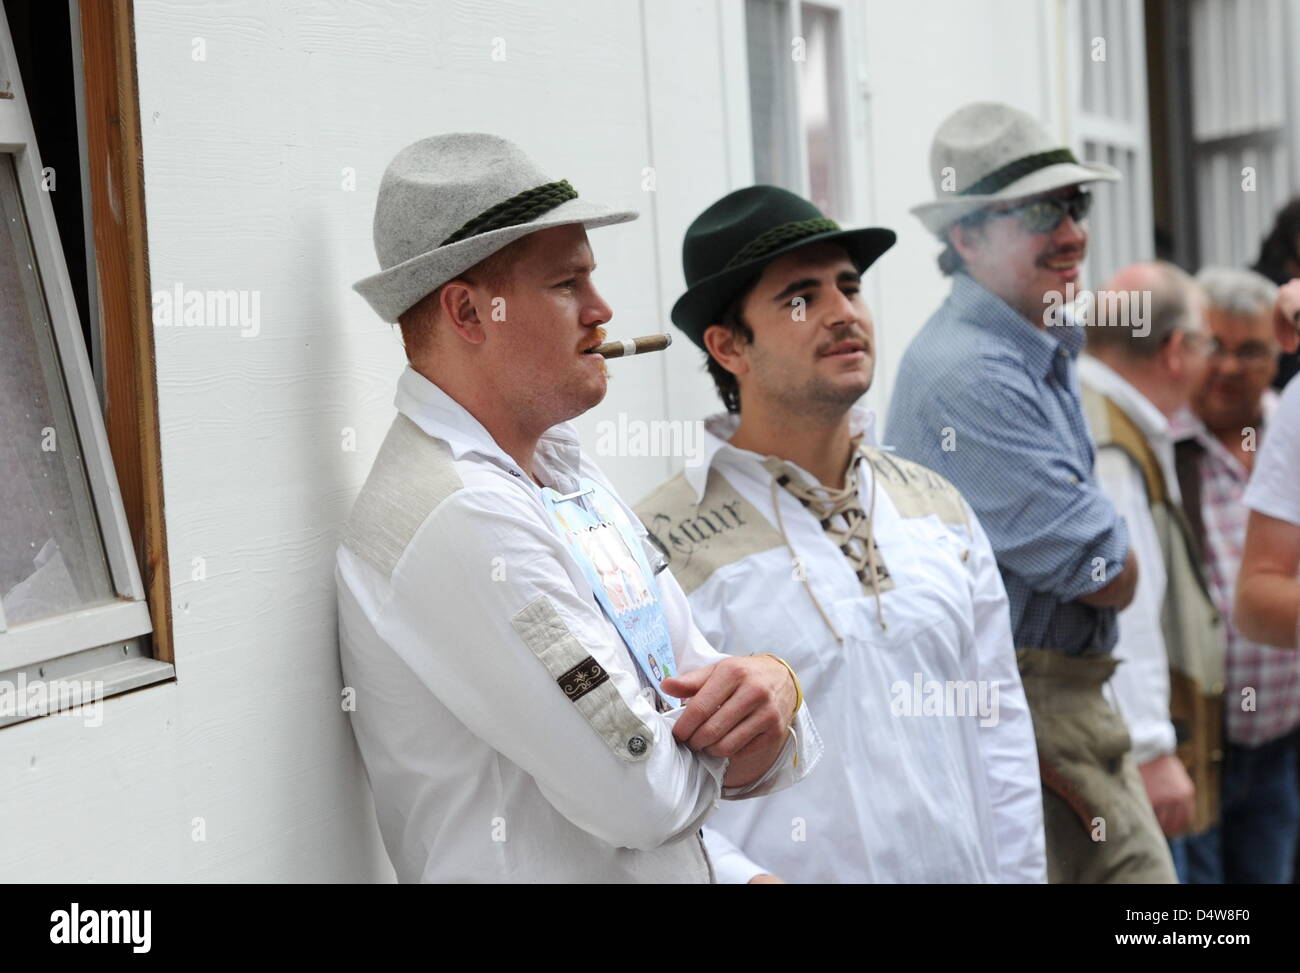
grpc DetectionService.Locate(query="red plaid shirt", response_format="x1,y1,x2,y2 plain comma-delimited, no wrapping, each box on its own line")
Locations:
1173,393,1300,746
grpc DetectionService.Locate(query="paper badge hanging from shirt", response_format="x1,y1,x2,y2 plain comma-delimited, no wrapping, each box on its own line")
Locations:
542,477,679,708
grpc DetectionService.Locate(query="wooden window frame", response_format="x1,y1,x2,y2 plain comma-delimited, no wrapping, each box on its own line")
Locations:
0,0,170,729
79,0,172,666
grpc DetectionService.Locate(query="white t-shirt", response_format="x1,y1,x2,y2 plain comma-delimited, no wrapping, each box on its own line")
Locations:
1245,377,1300,526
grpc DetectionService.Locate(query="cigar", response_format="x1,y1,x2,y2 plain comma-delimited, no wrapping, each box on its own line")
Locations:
594,333,672,359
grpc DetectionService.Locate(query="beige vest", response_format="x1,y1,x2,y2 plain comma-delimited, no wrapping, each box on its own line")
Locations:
1081,387,1225,832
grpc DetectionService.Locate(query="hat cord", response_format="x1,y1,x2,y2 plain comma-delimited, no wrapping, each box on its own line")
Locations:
723,217,842,270
440,179,578,246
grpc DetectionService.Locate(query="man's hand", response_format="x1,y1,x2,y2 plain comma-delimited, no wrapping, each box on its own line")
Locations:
1273,278,1300,353
1138,753,1196,837
661,655,798,789
748,873,787,884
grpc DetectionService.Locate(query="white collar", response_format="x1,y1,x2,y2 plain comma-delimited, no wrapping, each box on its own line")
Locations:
683,405,880,502
394,365,584,475
1077,354,1171,445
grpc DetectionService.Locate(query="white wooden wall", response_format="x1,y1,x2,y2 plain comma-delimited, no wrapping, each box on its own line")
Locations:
0,0,1073,880
860,0,1065,427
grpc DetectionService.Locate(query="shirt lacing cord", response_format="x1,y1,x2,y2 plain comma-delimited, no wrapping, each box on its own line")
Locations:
764,448,888,641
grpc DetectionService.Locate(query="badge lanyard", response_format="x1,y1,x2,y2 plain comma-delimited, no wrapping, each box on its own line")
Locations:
541,477,679,708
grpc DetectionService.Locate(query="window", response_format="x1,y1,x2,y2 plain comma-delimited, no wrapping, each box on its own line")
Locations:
1187,0,1291,267
1069,0,1156,285
746,0,850,220
0,1,171,728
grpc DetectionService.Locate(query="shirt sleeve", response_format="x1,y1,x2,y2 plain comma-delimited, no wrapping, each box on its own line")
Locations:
1093,447,1177,764
378,485,727,852
963,499,1048,883
703,826,771,884
896,363,1130,601
653,563,824,798
1245,377,1300,526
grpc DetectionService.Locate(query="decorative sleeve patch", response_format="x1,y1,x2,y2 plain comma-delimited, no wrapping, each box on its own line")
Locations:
511,595,654,762
557,657,610,701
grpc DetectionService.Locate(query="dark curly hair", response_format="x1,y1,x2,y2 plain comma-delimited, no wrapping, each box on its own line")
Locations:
1253,197,1300,285
703,284,757,414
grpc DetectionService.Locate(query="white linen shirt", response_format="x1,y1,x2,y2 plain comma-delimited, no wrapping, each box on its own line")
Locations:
1078,355,1178,765
635,408,1046,884
335,366,819,883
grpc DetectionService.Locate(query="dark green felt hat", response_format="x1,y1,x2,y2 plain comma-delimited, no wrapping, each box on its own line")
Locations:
671,185,896,350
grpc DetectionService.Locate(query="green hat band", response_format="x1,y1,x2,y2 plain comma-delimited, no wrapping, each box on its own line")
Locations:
440,179,578,246
722,216,842,270
959,148,1078,196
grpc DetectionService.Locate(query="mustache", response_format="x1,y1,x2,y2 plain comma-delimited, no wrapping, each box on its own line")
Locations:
815,329,872,356
1037,246,1086,264
581,326,608,352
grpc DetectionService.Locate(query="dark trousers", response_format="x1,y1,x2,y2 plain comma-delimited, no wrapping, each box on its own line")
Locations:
1170,728,1300,884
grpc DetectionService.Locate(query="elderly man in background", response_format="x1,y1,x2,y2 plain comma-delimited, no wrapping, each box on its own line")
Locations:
1170,267,1298,884
888,101,1174,882
1077,262,1220,884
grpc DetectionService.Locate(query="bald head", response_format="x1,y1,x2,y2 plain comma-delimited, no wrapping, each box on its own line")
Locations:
1085,260,1202,360
1106,262,1165,296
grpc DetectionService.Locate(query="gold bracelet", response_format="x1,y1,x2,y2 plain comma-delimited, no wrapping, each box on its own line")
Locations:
761,653,803,723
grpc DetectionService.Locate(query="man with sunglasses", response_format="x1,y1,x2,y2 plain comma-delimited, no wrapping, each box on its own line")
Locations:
888,102,1173,882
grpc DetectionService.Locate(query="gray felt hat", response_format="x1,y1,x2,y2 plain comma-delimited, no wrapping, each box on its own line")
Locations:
911,102,1120,237
354,133,638,322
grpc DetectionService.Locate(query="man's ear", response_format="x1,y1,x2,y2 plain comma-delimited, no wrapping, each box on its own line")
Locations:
1272,279,1300,352
439,279,486,345
948,221,980,264
703,323,749,377
1162,328,1187,375
1275,308,1300,354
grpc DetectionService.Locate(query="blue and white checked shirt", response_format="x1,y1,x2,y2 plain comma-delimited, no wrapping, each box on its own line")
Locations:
885,273,1129,655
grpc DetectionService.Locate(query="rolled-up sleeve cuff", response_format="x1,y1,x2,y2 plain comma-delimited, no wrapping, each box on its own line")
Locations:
1130,722,1179,766
1058,513,1129,601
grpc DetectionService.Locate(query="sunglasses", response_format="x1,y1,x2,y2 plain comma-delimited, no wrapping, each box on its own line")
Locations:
972,189,1093,235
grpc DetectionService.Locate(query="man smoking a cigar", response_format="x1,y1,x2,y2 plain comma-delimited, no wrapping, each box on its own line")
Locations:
336,134,819,883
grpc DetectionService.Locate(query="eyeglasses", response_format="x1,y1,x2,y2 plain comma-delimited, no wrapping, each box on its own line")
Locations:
1207,338,1275,368
973,189,1093,235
